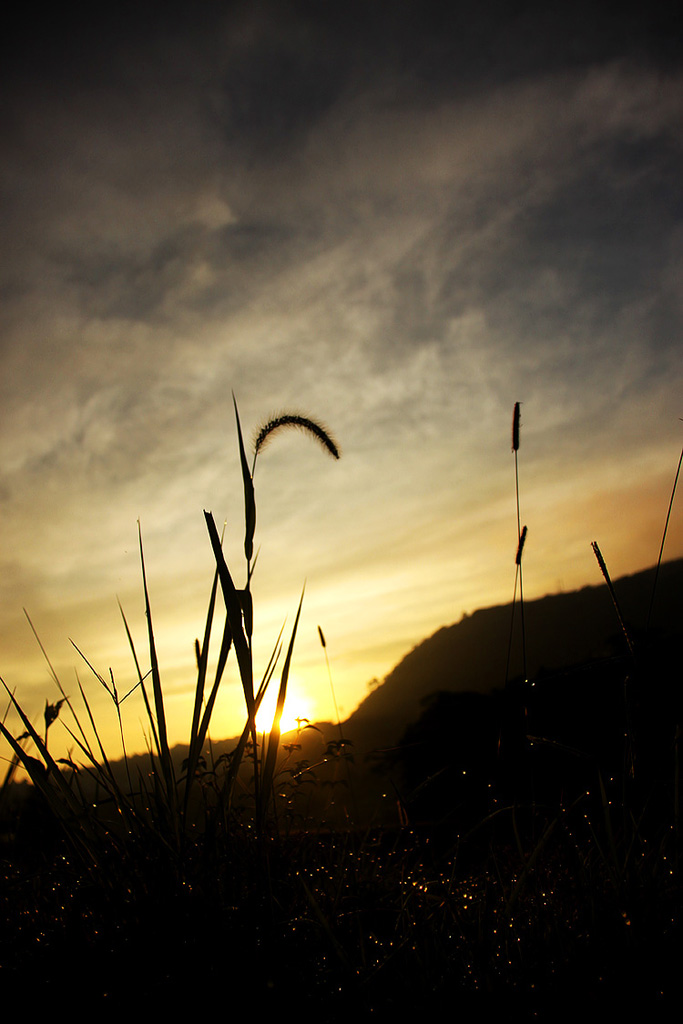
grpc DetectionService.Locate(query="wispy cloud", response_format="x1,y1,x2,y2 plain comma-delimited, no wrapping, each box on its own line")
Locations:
1,3,681,748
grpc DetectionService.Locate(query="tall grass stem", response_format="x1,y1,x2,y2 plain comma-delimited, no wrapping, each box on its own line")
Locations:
646,441,683,634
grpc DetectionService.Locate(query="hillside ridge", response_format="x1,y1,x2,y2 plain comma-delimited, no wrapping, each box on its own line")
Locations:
342,557,683,753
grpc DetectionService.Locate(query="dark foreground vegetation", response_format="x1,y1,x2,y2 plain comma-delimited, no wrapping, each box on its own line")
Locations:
1,698,682,1018
1,406,682,1018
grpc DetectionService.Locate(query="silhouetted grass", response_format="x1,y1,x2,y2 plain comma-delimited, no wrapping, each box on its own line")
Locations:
0,409,682,1015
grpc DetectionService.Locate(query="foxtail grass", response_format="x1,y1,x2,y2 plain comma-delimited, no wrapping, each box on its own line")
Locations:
505,402,528,688
1,409,682,1011
0,398,340,865
591,541,636,661
253,412,340,467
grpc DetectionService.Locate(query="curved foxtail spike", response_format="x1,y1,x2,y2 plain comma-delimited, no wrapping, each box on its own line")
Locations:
253,413,341,461
512,402,521,452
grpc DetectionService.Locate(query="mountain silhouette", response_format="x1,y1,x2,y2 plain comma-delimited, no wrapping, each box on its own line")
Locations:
15,559,677,832
340,557,683,756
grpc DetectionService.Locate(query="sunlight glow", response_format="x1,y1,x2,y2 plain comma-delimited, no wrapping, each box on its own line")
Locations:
254,673,312,736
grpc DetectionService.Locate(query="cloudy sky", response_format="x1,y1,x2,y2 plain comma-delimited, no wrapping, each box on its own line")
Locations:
2,1,682,755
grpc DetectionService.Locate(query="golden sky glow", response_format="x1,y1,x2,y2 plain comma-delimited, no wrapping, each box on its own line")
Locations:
1,3,682,760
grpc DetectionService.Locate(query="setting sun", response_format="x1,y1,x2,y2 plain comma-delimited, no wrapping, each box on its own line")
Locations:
254,673,313,737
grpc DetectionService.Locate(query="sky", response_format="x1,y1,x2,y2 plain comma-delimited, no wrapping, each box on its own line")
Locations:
1,0,682,758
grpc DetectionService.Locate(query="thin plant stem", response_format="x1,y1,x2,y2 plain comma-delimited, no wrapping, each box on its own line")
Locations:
318,625,358,823
646,441,683,635
514,449,527,684
504,565,520,689
319,626,343,744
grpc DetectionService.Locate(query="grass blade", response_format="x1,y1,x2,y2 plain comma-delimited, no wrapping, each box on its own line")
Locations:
204,508,260,805
118,598,162,759
261,587,305,826
204,511,254,721
233,394,256,564
137,522,177,824
646,442,683,633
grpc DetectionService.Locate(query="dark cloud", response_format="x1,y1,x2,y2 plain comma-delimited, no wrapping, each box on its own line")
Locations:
4,1,680,103
215,30,348,156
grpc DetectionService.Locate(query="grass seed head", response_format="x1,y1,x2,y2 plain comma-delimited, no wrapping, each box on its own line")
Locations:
512,402,521,452
253,413,341,461
515,525,528,565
